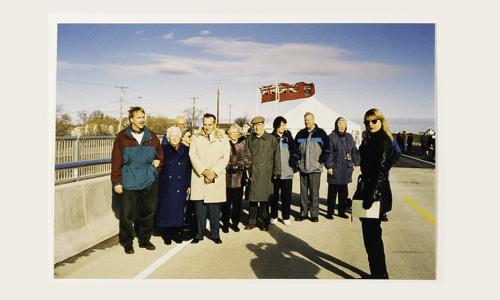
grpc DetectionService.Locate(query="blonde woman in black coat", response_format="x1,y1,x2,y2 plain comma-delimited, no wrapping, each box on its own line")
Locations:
358,108,394,279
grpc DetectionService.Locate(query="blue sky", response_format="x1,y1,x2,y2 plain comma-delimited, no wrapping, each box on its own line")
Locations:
56,23,435,128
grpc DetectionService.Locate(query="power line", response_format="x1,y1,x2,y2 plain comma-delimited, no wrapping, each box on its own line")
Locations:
57,79,118,88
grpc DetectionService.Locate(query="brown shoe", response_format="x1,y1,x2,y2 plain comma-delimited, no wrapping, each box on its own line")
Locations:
138,241,156,250
124,245,134,254
244,224,256,230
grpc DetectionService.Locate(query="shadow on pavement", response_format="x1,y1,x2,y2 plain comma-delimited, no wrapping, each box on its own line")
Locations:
247,226,370,279
54,235,119,268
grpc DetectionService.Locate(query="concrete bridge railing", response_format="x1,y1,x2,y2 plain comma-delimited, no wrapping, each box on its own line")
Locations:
54,176,118,263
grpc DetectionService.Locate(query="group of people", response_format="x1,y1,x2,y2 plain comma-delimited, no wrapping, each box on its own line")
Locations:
111,106,396,279
396,131,414,153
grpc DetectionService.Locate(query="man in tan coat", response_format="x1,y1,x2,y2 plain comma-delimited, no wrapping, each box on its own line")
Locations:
189,113,230,244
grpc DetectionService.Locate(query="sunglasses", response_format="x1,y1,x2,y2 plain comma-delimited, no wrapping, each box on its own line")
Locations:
364,119,379,125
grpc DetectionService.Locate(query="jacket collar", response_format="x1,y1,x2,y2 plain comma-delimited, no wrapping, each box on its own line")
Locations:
193,128,225,141
253,130,270,140
125,126,152,142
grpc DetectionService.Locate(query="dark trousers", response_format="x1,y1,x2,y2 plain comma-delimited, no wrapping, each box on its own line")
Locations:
160,226,182,241
299,172,321,218
119,181,158,247
271,179,292,220
221,187,243,227
184,201,197,239
194,201,221,240
327,183,348,216
248,201,269,226
361,218,389,279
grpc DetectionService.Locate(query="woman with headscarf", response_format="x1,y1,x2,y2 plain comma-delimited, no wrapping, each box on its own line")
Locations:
325,117,358,219
155,126,191,244
358,108,394,279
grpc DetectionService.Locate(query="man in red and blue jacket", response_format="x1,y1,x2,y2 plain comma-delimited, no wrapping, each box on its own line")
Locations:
111,107,163,254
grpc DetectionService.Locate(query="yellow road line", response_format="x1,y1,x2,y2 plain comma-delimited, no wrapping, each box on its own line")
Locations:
403,195,436,225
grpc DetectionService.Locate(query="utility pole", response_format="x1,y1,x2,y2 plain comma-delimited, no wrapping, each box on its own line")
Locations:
228,104,232,124
191,97,198,129
116,86,128,131
216,80,221,126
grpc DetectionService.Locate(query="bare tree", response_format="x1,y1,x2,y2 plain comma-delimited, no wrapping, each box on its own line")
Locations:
77,110,88,125
234,115,250,128
183,107,205,130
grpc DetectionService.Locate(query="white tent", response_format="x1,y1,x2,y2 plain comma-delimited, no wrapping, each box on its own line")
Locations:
264,97,363,147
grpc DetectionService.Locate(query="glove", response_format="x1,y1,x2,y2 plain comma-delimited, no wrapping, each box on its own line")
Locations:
371,189,381,201
362,199,374,209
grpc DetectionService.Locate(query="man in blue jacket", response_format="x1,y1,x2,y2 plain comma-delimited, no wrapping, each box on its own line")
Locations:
111,107,163,254
294,112,330,222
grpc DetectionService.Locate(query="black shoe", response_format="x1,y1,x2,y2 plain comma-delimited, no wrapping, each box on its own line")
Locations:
222,226,229,233
139,241,156,250
325,214,334,220
294,215,305,221
244,224,256,230
259,226,269,231
381,215,389,222
191,238,201,244
338,213,349,219
162,237,172,245
230,224,240,232
173,237,183,244
310,217,319,222
213,238,223,244
124,245,134,254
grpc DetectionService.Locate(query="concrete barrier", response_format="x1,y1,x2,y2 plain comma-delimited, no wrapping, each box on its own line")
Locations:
54,176,118,263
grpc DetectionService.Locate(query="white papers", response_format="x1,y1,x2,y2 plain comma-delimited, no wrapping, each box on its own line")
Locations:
351,199,380,219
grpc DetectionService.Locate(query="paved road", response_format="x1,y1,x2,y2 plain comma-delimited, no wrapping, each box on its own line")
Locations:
54,157,435,279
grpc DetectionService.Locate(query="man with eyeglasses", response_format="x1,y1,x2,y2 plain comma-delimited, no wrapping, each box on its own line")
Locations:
294,112,330,222
245,116,281,231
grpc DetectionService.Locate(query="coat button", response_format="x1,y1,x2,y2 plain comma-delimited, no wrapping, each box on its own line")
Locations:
178,176,181,179
168,176,172,178
178,162,181,165
177,190,180,192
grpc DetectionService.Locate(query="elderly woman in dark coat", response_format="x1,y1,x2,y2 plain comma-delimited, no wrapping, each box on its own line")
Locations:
156,126,191,244
221,124,252,233
325,117,359,219
358,108,394,279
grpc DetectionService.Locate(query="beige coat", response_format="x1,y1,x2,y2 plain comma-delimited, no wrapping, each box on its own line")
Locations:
189,128,230,203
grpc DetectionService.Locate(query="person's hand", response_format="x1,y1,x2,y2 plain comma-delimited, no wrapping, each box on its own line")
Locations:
204,176,213,184
203,169,216,181
362,199,373,210
327,168,334,176
187,187,191,194
152,159,160,168
114,184,123,194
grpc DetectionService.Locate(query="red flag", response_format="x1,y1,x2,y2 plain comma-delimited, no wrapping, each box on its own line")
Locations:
259,84,277,103
279,82,315,102
259,82,315,103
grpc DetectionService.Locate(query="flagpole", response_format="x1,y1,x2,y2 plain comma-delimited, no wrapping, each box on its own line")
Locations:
256,86,259,116
274,82,279,117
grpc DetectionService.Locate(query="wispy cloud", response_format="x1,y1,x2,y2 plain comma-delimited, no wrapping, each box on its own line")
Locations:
135,30,144,35
162,32,174,39
200,30,211,36
59,36,406,79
